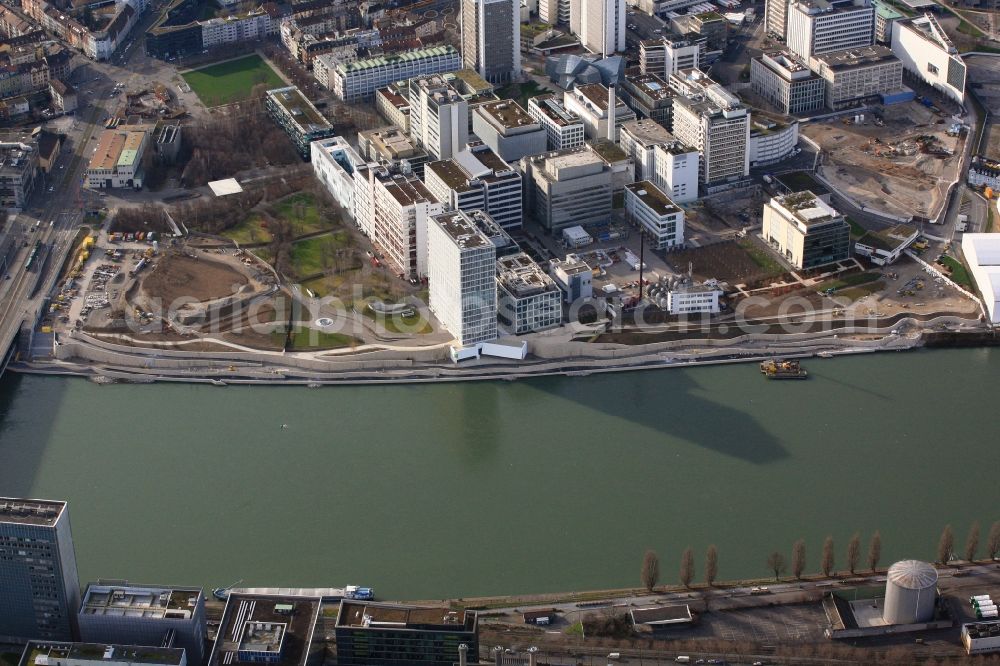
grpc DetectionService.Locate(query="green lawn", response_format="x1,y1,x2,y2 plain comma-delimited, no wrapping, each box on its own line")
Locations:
818,271,881,292
939,255,973,289
182,55,284,107
738,239,784,275
222,212,273,246
272,325,359,350
290,232,349,278
846,216,866,239
358,302,433,334
272,192,337,237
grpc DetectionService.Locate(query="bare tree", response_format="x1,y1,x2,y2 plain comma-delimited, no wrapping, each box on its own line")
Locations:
868,531,881,573
989,521,1000,560
792,539,806,580
847,533,861,574
965,522,980,563
767,551,786,581
938,524,954,564
821,536,835,577
705,545,718,586
680,547,695,588
641,550,660,592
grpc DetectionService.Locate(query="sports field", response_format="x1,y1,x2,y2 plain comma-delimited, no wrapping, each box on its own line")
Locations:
181,55,284,107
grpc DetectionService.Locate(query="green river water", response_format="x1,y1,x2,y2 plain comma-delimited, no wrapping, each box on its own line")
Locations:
0,348,997,601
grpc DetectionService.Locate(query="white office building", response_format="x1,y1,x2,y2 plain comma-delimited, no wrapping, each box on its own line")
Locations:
640,35,701,80
363,167,444,278
624,180,685,249
619,118,675,182
812,45,903,109
669,69,750,187
962,233,1000,323
496,253,563,334
765,0,790,40
579,0,626,55
750,51,826,115
428,210,498,346
563,83,636,142
423,142,523,229
409,75,469,161
471,100,548,162
748,118,800,167
652,140,699,204
786,0,875,60
311,136,369,220
891,14,966,104
667,283,723,314
527,94,586,150
461,0,520,85
329,45,461,102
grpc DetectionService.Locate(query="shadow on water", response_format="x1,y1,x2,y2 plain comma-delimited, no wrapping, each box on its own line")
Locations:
0,373,68,496
522,366,789,464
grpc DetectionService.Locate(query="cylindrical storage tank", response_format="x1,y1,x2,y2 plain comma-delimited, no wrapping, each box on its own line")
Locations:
882,560,938,625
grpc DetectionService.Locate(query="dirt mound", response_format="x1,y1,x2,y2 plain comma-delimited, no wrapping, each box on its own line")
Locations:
142,252,248,304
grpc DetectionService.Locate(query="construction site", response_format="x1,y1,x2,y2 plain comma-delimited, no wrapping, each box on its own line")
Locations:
804,100,966,220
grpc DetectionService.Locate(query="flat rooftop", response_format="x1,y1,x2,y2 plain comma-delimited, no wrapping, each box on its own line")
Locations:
620,118,675,148
337,45,457,74
477,100,537,132
376,86,409,110
776,170,829,196
81,583,201,619
774,190,842,226
857,224,917,252
623,73,673,102
497,252,559,298
529,94,582,127
588,139,628,163
575,83,611,111
626,181,681,216
0,498,66,526
336,601,476,632
210,594,320,666
631,604,693,625
814,45,898,71
376,170,435,206
426,159,473,191
20,642,185,666
432,210,490,248
267,87,331,132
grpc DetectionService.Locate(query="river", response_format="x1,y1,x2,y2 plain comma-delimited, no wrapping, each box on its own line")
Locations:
0,348,997,601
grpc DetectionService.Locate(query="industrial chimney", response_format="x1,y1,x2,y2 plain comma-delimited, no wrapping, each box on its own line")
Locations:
458,644,468,666
608,83,617,142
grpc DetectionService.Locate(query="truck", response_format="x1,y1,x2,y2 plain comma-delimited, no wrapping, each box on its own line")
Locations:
344,586,374,600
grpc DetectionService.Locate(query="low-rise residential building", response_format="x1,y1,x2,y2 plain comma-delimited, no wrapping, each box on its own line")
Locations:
891,14,966,104
748,117,800,167
471,99,547,162
357,126,430,178
762,190,850,269
427,209,498,346
335,601,478,666
0,141,39,211
750,51,825,115
77,584,205,665
526,94,585,150
619,118,675,182
85,129,148,189
624,180,685,250
312,136,369,219
200,8,275,49
550,254,592,303
48,79,76,113
969,156,1000,190
653,140,699,204
328,45,461,102
563,83,636,142
618,73,674,128
853,223,918,265
408,75,468,161
667,283,722,314
23,0,139,62
811,45,903,110
496,252,563,334
208,594,321,666
265,86,336,159
19,642,186,666
423,141,522,229
669,68,750,188
520,147,613,232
